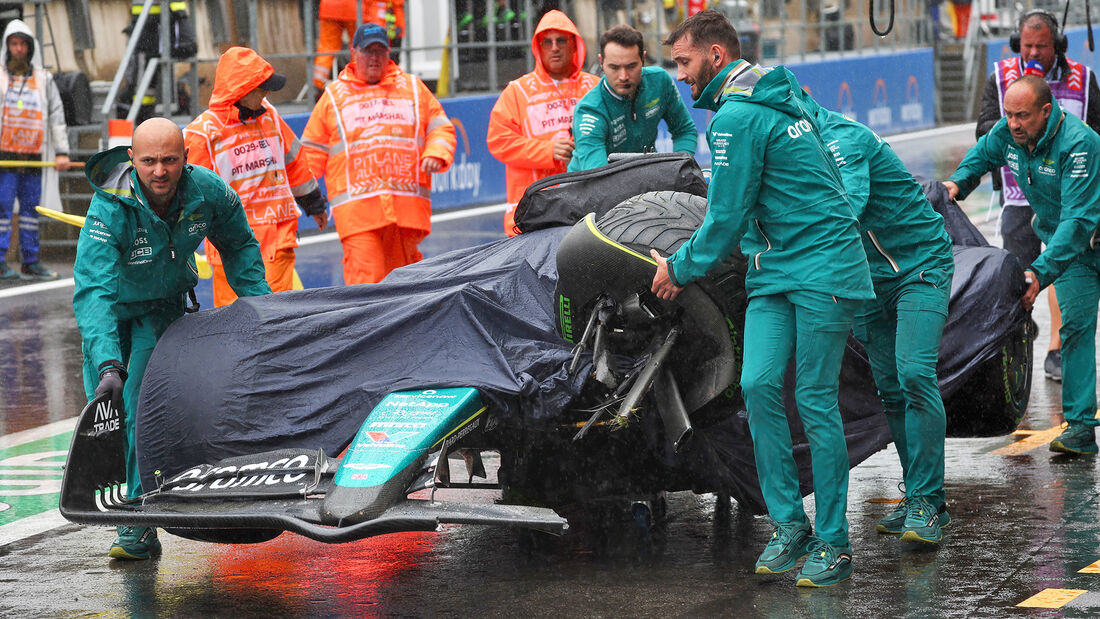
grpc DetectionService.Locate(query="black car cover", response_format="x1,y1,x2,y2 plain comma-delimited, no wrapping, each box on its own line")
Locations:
135,189,1030,510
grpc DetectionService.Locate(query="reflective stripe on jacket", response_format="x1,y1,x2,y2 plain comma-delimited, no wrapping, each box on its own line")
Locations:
486,10,597,233
185,47,319,264
302,60,455,238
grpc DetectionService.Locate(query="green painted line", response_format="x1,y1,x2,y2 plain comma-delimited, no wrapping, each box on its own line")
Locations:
0,422,75,529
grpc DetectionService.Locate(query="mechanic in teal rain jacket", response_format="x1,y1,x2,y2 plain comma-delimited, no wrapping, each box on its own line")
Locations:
796,83,955,546
650,10,872,588
73,118,270,561
946,75,1100,456
567,24,696,171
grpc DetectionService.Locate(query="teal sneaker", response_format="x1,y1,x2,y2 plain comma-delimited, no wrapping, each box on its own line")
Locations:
108,526,161,560
899,496,943,545
1050,425,1098,455
0,260,19,280
876,498,908,534
881,498,951,534
20,261,58,280
754,520,812,574
795,537,852,587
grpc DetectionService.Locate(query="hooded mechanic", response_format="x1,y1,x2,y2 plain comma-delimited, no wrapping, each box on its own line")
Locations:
797,85,955,546
486,10,598,235
0,19,69,281
568,24,696,171
184,47,327,307
74,118,271,560
650,10,873,587
946,75,1100,457
303,23,455,285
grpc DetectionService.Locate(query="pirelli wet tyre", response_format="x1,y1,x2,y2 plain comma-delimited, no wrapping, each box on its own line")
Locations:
944,317,1035,437
555,190,747,419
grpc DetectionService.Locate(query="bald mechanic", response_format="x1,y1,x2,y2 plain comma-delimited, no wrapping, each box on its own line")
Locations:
796,87,955,546
650,10,872,587
185,47,327,307
946,75,1100,457
568,24,696,171
74,118,270,560
486,10,597,235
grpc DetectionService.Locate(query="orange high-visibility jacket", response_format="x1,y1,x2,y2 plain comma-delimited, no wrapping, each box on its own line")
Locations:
302,60,455,239
486,10,597,234
318,0,405,35
184,47,320,265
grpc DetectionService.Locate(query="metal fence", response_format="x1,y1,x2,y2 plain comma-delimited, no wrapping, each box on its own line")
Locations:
120,0,940,122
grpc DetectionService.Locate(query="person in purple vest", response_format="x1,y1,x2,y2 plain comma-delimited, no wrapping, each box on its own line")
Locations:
977,9,1100,384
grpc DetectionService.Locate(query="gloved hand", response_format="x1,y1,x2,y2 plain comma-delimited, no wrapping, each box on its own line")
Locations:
95,369,125,414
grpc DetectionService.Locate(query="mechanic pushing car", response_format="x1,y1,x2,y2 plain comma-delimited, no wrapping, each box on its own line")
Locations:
650,10,873,587
796,86,955,546
73,117,271,560
946,75,1100,457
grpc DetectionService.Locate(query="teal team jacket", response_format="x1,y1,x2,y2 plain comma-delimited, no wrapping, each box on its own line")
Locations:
568,66,697,171
796,81,954,294
950,98,1100,288
73,145,270,372
666,60,873,301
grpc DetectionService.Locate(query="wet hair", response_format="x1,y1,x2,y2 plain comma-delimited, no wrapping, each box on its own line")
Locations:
1013,74,1053,108
600,24,645,58
663,9,741,60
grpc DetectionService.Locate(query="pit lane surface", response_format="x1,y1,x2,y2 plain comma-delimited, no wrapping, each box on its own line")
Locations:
4,124,1100,616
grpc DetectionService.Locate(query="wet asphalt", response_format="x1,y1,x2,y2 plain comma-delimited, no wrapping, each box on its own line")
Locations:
3,125,1100,617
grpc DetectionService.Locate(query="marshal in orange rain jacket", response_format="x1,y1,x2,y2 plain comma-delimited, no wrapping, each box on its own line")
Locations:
302,59,455,241
486,10,598,235
184,47,325,281
318,0,405,37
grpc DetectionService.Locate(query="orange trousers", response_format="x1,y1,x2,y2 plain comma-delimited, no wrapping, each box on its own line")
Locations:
340,225,426,285
212,248,296,307
313,19,357,90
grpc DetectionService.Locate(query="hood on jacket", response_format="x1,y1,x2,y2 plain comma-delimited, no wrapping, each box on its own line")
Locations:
86,145,137,202
530,10,586,80
695,60,804,121
1,19,40,70
208,47,277,117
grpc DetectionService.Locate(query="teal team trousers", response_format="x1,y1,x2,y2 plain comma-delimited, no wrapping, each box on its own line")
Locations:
853,275,951,509
82,310,180,499
741,290,859,548
1054,260,1100,429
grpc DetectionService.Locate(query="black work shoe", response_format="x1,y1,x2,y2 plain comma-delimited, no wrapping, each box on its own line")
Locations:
20,261,58,280
1044,349,1062,382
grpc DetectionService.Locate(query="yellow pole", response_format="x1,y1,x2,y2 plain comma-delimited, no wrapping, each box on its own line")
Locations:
35,205,214,279
437,27,451,97
0,160,85,168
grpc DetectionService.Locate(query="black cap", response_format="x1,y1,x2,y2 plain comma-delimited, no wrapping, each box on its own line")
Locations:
258,72,286,92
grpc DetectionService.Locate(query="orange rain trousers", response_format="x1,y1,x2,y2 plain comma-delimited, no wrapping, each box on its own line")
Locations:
212,248,296,307
340,224,426,285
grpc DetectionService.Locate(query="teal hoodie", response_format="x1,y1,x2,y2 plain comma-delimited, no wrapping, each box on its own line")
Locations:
667,60,873,301
794,78,954,294
568,66,697,171
73,145,270,371
950,98,1100,288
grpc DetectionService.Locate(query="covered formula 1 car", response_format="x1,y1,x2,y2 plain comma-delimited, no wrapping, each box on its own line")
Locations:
59,160,1032,545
